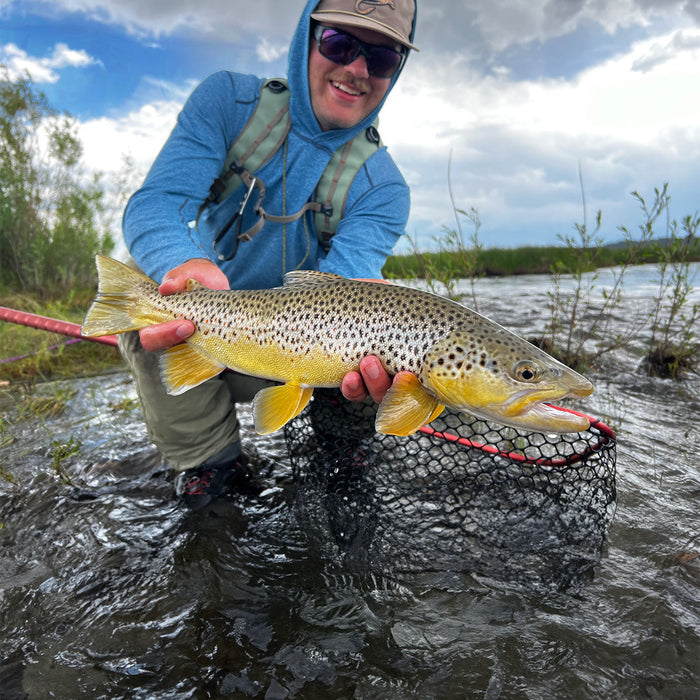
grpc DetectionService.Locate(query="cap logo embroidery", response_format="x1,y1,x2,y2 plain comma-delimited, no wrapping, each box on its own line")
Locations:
355,0,396,15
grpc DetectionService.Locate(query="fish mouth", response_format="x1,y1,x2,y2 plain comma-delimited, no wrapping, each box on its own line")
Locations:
467,400,591,433
568,378,595,398
472,379,594,433
502,370,594,415
508,401,591,432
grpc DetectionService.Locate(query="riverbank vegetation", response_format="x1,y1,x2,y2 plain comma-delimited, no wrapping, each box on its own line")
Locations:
382,236,699,280
0,293,123,385
0,67,119,384
385,177,698,379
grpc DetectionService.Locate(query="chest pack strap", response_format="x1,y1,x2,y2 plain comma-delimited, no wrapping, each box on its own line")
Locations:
314,123,381,248
198,78,382,260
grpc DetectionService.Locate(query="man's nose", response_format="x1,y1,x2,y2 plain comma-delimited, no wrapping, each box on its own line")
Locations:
346,52,370,78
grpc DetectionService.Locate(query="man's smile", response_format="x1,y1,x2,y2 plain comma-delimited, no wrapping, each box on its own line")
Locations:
331,80,364,96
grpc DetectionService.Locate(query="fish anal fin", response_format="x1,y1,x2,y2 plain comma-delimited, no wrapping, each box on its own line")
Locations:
427,401,446,425
253,383,314,435
160,343,225,395
376,373,444,436
252,383,314,435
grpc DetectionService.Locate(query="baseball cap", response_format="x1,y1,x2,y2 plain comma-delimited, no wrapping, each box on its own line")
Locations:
311,0,418,51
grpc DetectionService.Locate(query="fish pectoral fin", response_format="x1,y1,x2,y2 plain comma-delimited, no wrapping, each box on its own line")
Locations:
160,343,226,395
253,383,314,435
376,373,444,436
426,401,446,425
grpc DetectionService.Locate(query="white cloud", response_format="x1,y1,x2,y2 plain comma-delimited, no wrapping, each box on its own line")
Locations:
381,26,700,248
7,0,305,42
631,28,700,70
78,85,186,178
75,90,185,252
256,38,288,63
387,26,700,144
412,0,696,57
0,41,100,83
9,0,697,52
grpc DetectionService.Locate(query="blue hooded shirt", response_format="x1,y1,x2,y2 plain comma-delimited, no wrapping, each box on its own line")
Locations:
123,0,414,288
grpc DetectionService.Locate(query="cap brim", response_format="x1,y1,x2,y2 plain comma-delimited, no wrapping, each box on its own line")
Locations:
311,10,419,51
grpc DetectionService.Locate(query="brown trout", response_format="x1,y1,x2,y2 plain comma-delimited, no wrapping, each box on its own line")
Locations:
82,255,594,435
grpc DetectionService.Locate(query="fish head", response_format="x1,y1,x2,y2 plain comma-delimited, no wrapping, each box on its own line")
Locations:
420,323,594,433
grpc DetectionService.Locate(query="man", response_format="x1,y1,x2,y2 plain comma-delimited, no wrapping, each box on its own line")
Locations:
120,0,418,509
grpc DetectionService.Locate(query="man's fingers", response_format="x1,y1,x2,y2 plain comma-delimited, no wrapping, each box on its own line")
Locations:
341,370,367,402
359,355,392,404
140,259,227,350
158,258,230,295
139,319,195,352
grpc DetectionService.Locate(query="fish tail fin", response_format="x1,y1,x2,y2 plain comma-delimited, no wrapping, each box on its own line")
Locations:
81,255,157,337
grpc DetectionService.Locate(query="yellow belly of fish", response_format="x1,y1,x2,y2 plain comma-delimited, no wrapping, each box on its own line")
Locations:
194,333,353,387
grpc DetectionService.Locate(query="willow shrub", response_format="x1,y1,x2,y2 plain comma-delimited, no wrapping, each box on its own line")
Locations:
0,66,113,297
384,177,698,378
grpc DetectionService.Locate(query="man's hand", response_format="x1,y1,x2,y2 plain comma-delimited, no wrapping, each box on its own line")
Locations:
341,355,398,404
139,258,229,352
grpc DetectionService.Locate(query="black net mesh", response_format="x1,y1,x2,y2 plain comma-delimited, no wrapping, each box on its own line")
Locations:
285,390,617,592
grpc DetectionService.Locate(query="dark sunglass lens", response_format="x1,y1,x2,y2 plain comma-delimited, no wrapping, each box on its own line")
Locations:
318,27,404,78
366,47,403,78
320,31,359,65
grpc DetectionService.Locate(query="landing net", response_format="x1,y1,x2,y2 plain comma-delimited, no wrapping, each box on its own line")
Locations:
285,391,616,591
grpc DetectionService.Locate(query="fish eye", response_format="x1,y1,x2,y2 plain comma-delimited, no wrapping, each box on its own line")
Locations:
513,360,541,382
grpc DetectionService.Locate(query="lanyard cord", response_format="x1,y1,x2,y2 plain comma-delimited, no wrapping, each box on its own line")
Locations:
296,209,312,271
282,138,287,276
281,137,311,275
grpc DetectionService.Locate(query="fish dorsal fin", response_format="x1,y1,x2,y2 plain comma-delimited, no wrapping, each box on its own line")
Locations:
283,270,345,288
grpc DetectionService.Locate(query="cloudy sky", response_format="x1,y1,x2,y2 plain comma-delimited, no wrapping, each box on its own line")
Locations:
1,0,698,252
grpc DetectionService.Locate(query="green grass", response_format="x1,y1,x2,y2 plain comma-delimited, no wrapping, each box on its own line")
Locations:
382,240,699,279
0,289,124,385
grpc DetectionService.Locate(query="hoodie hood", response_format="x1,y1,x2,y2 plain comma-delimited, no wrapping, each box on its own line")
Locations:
287,0,416,147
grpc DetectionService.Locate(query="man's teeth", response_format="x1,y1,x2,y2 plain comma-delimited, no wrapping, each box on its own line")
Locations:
332,81,361,96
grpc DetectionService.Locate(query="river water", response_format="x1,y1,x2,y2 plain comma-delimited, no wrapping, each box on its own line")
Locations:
0,264,698,699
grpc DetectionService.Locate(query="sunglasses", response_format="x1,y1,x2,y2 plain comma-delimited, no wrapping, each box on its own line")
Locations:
313,25,406,79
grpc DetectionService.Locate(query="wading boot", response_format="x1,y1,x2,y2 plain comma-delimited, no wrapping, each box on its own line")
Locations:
176,455,254,511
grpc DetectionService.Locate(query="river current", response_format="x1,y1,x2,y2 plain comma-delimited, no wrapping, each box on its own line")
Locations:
0,263,698,698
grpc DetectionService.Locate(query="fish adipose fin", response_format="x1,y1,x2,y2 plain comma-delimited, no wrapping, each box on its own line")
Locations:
376,373,445,436
253,383,314,435
161,344,226,395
